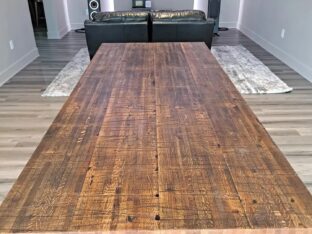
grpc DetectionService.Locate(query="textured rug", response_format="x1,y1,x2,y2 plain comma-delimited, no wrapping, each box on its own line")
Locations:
42,48,90,97
211,45,293,94
43,46,293,97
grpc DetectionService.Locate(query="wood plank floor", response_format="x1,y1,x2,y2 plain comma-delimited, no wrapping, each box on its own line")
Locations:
0,29,311,207
0,32,84,203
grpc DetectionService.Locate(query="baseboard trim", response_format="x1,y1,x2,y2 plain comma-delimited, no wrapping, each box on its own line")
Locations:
238,24,312,83
59,24,71,39
219,21,237,29
0,48,39,87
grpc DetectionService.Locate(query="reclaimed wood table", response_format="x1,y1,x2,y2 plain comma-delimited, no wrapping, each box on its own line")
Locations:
0,43,311,232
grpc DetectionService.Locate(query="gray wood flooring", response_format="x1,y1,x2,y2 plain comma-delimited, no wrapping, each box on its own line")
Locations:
0,30,311,204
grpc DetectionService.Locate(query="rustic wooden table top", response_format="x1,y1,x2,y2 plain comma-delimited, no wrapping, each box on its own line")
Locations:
0,43,311,232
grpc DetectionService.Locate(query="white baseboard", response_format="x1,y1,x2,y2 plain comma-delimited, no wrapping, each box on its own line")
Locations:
220,21,237,29
0,48,39,87
47,24,71,39
238,24,312,83
59,24,71,38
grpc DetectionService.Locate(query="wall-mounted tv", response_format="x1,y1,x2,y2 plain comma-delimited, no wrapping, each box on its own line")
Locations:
132,0,146,8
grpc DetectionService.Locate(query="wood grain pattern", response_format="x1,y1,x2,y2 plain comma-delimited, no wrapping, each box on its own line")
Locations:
0,30,311,204
0,229,309,234
0,43,311,232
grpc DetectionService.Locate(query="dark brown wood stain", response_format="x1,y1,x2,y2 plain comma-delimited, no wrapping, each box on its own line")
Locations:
0,43,311,232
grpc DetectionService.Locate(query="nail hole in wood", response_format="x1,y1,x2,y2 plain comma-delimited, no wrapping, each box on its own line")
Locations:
127,216,135,222
155,215,160,221
115,187,122,194
90,175,94,186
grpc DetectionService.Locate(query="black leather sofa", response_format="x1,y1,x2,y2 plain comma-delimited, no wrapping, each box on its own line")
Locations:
85,11,149,58
85,10,214,59
151,10,214,49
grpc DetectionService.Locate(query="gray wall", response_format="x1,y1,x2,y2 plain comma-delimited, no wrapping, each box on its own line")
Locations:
194,0,240,28
43,0,70,38
0,0,39,86
153,0,194,10
238,0,312,82
220,0,240,28
113,0,131,11
67,0,88,29
114,0,194,11
194,0,208,14
101,0,115,12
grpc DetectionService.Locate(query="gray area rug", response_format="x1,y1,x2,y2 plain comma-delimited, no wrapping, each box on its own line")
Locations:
211,45,293,94
42,48,90,97
42,45,293,97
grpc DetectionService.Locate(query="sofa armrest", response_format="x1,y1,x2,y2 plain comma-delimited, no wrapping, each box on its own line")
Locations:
85,20,148,59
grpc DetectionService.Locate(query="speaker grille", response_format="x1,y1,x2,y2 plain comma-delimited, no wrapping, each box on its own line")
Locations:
88,0,101,20
89,0,99,10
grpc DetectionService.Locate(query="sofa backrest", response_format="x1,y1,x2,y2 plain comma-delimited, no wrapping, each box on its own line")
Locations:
93,11,149,23
151,10,206,22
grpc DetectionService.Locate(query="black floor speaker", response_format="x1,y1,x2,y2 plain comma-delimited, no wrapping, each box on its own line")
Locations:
88,0,101,20
208,0,221,34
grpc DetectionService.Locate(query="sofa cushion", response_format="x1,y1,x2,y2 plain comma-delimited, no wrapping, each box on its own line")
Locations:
93,11,149,23
151,10,206,22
